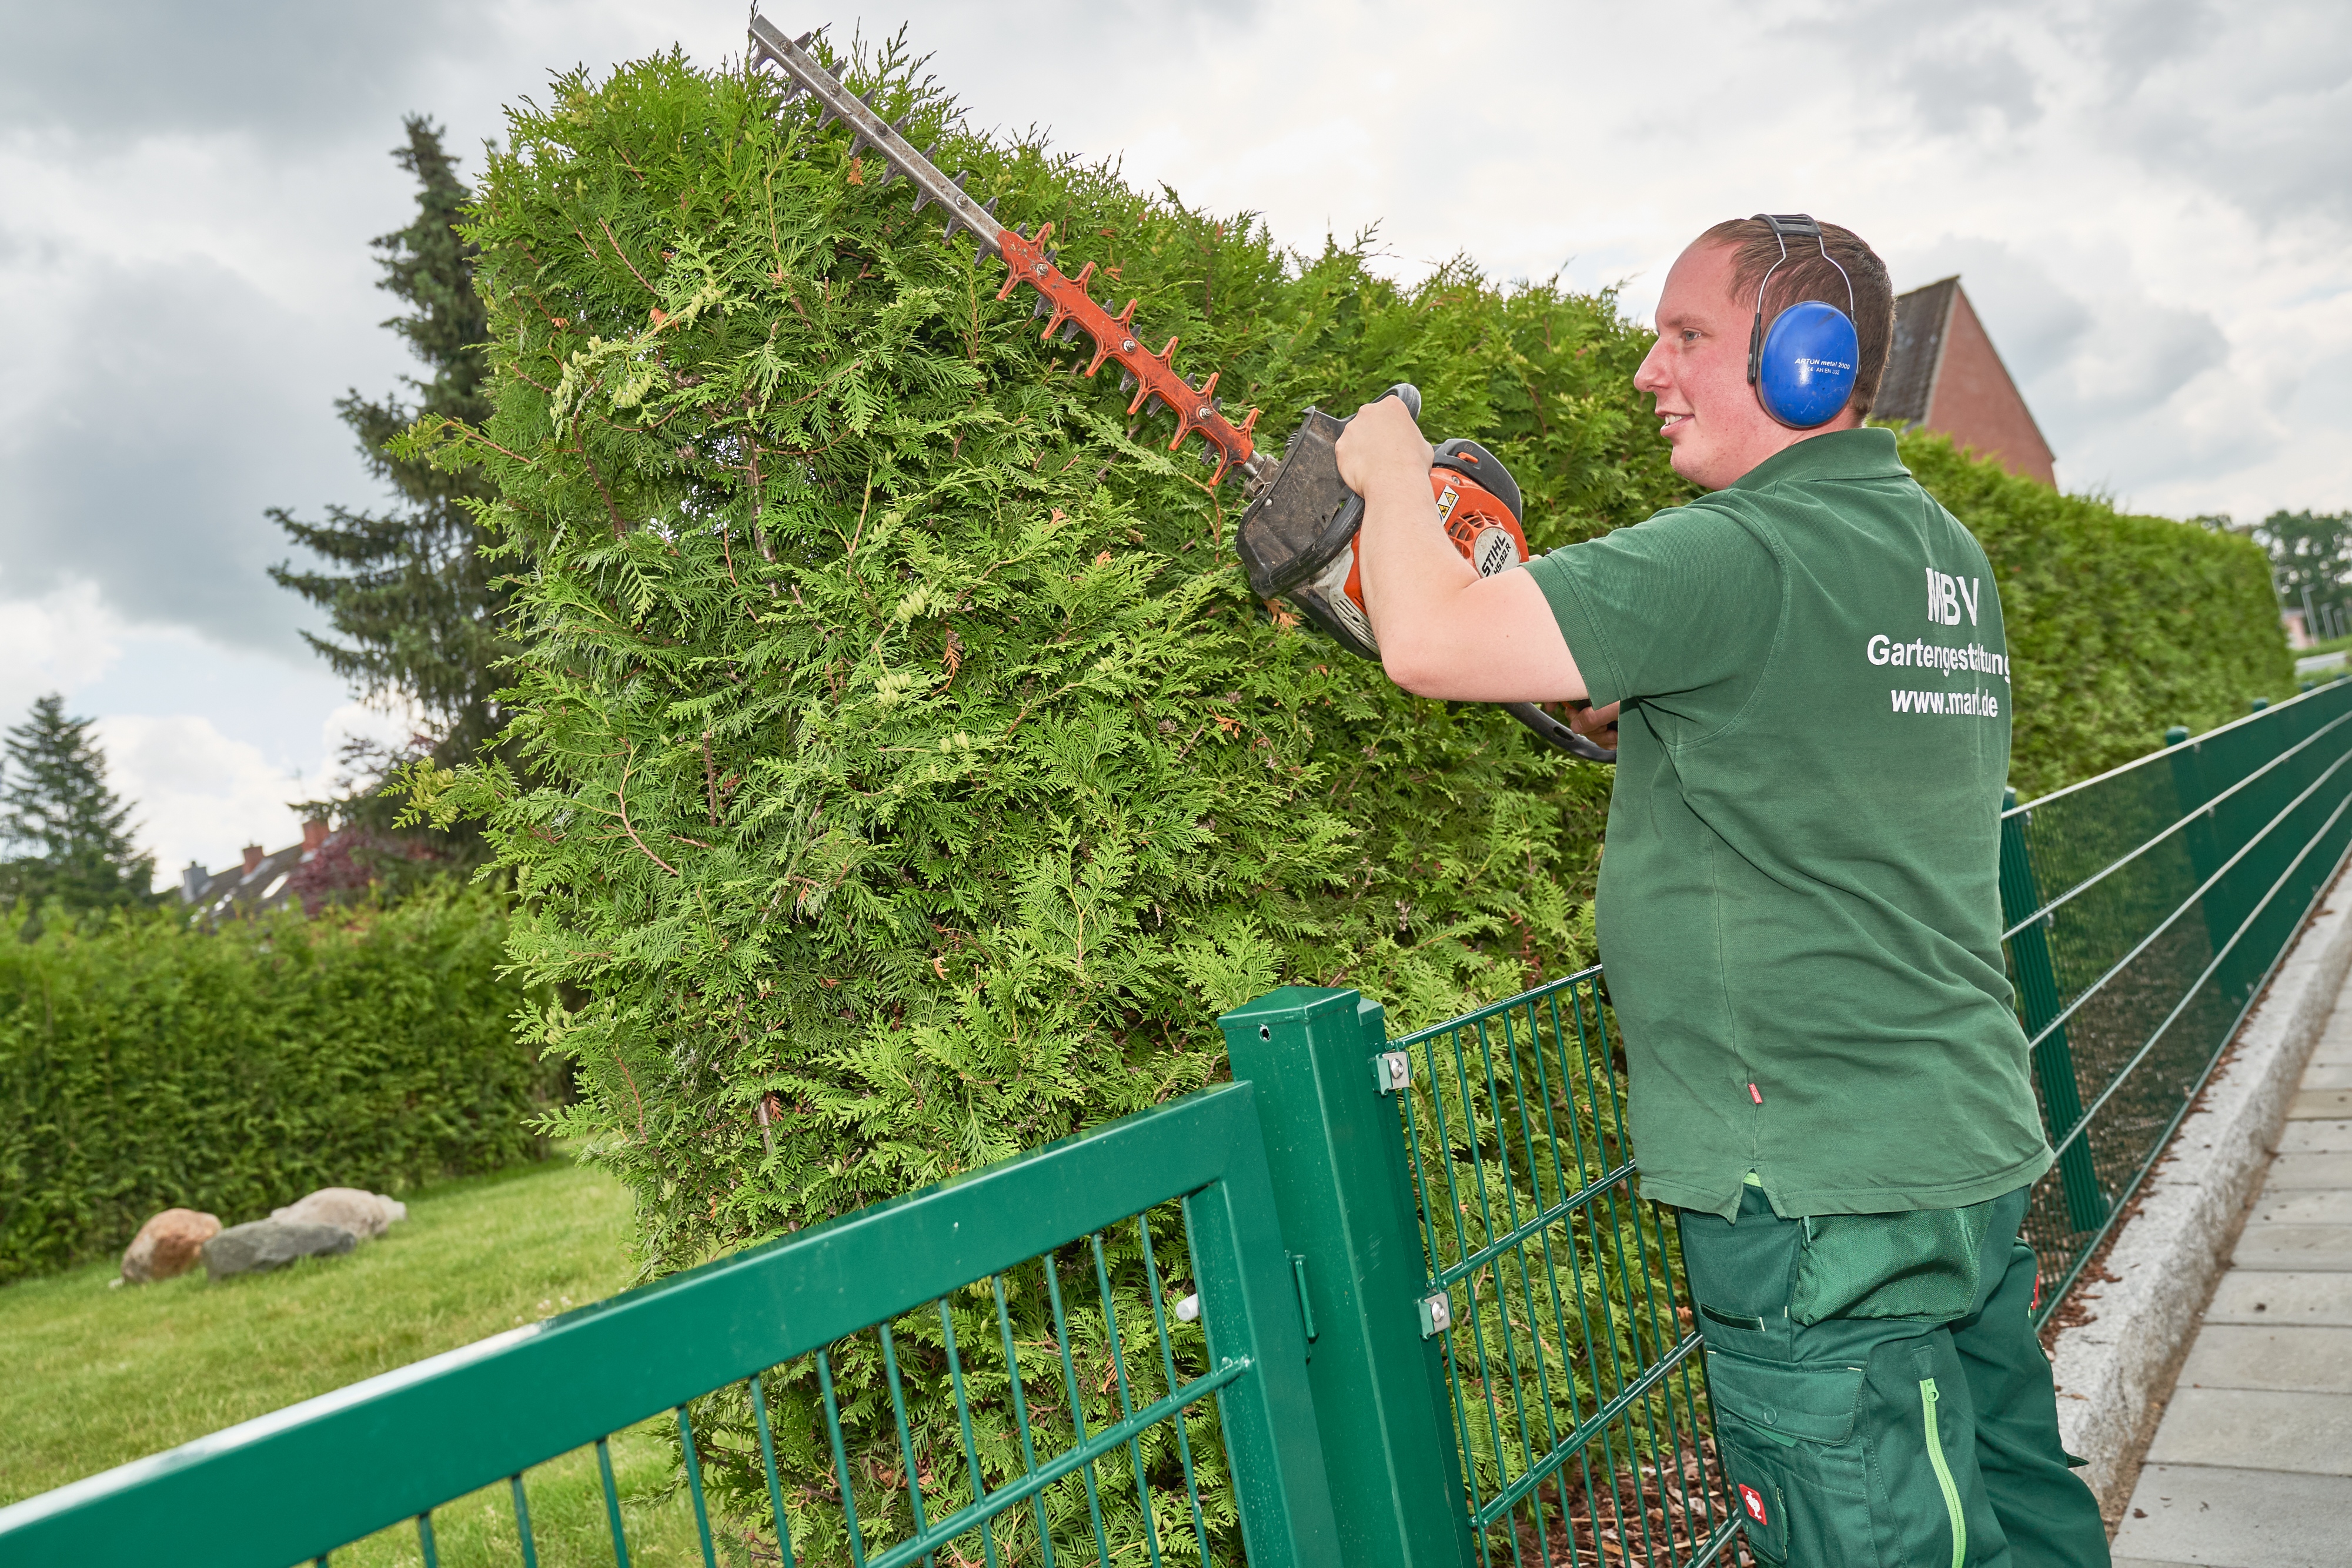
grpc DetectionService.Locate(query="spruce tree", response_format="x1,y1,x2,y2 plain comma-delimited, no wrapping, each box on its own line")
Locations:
270,116,510,791
0,693,155,914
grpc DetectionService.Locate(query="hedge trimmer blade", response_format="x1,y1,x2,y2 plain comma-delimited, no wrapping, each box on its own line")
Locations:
747,14,1265,486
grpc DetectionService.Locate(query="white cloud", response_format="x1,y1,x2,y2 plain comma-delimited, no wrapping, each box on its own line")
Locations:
93,700,417,890
0,580,126,714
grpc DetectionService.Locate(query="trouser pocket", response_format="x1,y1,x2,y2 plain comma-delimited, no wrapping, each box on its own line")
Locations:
1703,1347,1877,1566
1860,1337,1995,1567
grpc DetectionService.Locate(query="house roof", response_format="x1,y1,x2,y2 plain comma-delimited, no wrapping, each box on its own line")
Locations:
1879,276,1960,425
1878,275,2056,486
176,824,335,919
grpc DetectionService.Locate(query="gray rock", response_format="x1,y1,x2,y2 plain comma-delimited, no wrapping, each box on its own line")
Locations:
202,1219,356,1279
269,1187,407,1241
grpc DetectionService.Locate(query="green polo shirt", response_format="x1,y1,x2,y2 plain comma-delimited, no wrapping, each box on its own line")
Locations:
1525,427,2052,1220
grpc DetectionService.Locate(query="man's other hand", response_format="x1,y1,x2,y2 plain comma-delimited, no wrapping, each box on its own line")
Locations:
1568,701,1621,750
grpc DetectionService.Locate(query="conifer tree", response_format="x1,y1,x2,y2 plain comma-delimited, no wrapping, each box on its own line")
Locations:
0,693,154,914
270,116,510,790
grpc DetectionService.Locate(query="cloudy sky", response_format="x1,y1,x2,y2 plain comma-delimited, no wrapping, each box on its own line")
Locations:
4,0,2348,887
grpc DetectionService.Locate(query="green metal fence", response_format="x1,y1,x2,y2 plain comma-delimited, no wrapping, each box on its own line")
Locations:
0,1084,1338,1568
1220,985,1742,1568
1999,677,2352,1320
1388,975,1735,1568
22,686,2350,1568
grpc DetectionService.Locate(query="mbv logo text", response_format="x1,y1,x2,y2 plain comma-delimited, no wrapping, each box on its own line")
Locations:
1927,568,1980,627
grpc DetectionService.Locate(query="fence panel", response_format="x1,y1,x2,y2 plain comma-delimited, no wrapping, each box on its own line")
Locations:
0,1083,1338,1568
1384,974,1742,1568
2000,678,2352,1318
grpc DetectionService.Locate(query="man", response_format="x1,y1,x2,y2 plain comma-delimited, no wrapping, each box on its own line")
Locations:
1333,217,2110,1567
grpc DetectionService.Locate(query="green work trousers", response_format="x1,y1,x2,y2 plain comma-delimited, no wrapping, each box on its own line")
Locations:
1677,1185,2108,1567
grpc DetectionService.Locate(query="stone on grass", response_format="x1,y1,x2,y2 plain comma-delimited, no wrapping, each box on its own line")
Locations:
121,1208,223,1284
203,1219,356,1280
270,1187,407,1241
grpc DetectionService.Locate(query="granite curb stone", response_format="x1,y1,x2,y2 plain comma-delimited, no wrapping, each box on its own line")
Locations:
2047,861,2352,1509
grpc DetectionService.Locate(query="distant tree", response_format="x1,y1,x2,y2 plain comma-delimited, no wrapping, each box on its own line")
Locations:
2249,509,2352,641
269,116,511,817
0,694,155,917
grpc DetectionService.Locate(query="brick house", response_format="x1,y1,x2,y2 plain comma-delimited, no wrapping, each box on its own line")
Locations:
1879,276,2057,487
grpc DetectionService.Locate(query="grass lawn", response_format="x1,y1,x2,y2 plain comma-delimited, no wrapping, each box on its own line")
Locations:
0,1155,730,1565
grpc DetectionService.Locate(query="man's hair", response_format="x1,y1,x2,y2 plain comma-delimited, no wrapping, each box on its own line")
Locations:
1697,216,1895,416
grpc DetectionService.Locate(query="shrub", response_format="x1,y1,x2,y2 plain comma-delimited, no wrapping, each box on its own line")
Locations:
398,40,1674,1555
0,886,552,1283
1902,433,2294,798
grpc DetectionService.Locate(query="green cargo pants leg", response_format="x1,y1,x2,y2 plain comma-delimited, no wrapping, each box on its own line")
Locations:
1946,1232,2110,1568
1678,1184,2107,1567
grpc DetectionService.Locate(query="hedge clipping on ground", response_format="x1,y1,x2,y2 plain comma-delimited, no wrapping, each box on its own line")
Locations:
0,887,550,1284
402,37,2290,1559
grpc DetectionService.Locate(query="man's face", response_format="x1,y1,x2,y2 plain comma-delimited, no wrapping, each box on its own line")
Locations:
1633,240,1843,490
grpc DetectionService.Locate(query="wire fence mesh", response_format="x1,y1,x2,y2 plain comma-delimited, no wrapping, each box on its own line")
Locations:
2000,678,2352,1316
0,1085,1329,1568
1387,970,1746,1568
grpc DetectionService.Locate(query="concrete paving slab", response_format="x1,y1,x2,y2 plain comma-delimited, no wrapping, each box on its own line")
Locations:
2243,1189,2352,1224
2112,1463,2352,1567
2234,1223,2352,1270
2177,1324,2352,1392
2276,1119,2352,1152
2112,1560,2201,1568
2204,1272,2352,1325
2287,1087,2352,1118
2261,1151,2352,1189
2299,1061,2352,1089
2143,1388,2352,1475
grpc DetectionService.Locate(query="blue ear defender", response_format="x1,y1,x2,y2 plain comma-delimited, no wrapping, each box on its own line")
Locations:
1745,213,1860,429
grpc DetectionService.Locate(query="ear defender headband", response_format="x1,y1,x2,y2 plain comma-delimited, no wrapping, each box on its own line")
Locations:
1745,213,1860,429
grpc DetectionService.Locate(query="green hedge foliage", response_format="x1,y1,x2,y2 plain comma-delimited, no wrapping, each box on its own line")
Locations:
0,887,552,1284
400,43,1681,1553
399,39,2291,1557
1902,433,2294,798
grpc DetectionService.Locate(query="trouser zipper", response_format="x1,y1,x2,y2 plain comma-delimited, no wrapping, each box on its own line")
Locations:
1921,1378,1965,1568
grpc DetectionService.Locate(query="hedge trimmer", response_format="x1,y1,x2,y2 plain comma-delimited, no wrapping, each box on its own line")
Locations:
746,15,1613,761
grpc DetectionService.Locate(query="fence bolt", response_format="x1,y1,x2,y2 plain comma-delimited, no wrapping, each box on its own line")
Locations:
1417,1292,1452,1338
1374,1051,1412,1094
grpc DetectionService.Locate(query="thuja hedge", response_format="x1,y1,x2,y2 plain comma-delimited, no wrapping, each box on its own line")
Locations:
1901,432,2291,798
403,39,2290,1557
403,41,1671,1556
0,887,552,1283
407,42,1676,1258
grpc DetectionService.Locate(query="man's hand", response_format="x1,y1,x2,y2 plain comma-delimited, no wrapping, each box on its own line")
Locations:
1331,396,1589,706
1332,394,1434,498
1568,701,1621,750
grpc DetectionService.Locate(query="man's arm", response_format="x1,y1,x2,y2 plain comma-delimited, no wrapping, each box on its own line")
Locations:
1332,397,1592,706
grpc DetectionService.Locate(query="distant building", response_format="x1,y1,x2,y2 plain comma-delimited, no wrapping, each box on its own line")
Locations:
1880,276,2057,487
177,820,332,918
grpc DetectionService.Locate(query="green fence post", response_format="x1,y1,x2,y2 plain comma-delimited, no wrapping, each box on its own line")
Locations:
1220,987,1476,1568
1999,789,2107,1231
2166,724,2241,1002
